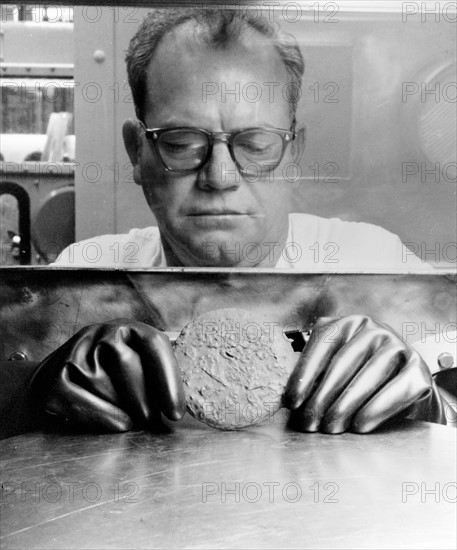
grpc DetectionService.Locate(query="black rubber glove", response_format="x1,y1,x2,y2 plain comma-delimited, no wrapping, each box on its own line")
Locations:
284,315,448,434
29,319,186,432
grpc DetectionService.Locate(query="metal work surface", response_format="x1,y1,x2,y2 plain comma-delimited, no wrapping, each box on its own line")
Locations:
1,416,456,549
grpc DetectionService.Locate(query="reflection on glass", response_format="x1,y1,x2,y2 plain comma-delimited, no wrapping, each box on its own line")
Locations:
0,3,455,267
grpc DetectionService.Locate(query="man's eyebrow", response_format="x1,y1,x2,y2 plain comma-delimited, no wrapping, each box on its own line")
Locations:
145,120,286,131
148,117,198,128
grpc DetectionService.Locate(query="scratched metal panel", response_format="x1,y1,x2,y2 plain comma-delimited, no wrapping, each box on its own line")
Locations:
0,268,455,363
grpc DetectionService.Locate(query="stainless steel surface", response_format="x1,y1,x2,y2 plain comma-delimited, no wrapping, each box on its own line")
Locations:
0,417,455,549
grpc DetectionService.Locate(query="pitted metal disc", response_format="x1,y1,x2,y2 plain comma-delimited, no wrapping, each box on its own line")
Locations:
173,308,297,430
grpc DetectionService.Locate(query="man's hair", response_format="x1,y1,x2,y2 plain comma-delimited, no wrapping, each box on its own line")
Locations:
125,7,305,122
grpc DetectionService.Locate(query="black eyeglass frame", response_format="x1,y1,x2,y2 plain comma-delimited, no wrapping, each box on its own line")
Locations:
141,121,296,174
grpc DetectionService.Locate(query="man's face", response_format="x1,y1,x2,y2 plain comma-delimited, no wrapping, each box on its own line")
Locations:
125,23,302,267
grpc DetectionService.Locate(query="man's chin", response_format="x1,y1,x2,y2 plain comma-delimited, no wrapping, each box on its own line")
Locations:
162,217,274,267
161,213,286,267
187,237,277,267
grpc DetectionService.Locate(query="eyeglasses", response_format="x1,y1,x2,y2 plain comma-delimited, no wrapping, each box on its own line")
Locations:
141,122,296,175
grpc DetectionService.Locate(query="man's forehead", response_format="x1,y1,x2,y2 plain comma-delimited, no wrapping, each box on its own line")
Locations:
144,20,290,106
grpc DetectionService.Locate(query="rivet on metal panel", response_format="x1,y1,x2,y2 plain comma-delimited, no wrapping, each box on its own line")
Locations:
8,351,28,361
437,352,455,370
93,50,105,63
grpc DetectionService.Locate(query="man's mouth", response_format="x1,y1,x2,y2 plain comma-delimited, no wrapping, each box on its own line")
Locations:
187,212,251,218
188,209,248,216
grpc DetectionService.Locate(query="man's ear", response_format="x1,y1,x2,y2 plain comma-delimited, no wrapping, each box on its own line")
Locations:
122,119,143,186
291,123,306,165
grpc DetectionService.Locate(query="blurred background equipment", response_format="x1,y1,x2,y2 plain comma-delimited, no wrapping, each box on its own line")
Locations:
401,59,457,182
31,185,75,263
41,112,74,163
0,5,74,264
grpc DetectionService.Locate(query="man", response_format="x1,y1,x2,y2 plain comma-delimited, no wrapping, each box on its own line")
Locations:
55,8,426,271
1,8,450,439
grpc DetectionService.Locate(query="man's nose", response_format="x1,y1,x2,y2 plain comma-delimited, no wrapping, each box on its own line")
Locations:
196,141,242,191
